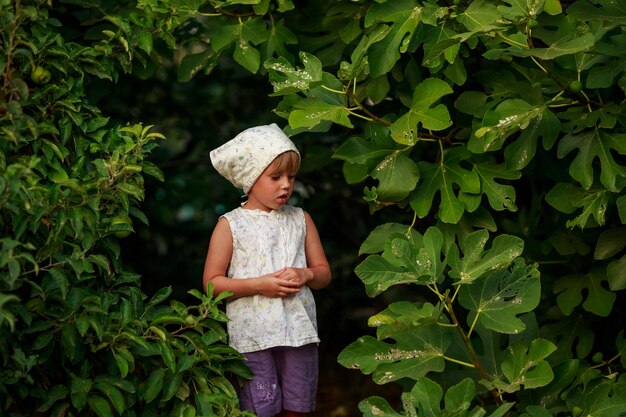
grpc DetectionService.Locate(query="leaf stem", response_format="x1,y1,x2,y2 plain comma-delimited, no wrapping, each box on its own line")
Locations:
321,84,347,95
347,110,375,122
531,56,549,74
442,355,476,368
406,212,417,236
548,101,578,109
345,89,391,126
445,296,500,402
428,284,444,301
449,285,460,304
581,89,593,112
467,310,480,339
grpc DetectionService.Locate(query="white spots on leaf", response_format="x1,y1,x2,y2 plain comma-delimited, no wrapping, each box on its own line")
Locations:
375,349,424,361
370,405,385,416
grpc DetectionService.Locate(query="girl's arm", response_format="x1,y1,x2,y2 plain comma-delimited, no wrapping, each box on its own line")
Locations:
202,217,301,299
303,210,332,289
278,211,332,289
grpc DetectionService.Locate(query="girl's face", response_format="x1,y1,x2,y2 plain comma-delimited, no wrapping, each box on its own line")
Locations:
245,154,298,212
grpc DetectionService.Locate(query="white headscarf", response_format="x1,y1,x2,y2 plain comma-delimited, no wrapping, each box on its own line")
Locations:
210,123,300,194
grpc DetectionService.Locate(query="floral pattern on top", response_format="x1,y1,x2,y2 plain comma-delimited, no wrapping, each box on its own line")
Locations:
222,205,319,353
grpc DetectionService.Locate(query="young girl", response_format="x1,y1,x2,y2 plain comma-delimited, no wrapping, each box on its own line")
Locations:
203,123,331,417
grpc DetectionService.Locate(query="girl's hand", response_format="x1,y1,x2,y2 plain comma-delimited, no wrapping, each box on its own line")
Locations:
256,270,301,298
276,267,313,287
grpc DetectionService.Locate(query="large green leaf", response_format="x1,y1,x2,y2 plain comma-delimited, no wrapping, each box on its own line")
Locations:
389,78,453,145
343,24,390,80
87,395,114,417
504,109,561,170
358,222,421,255
554,270,616,317
448,230,525,284
514,32,595,60
458,259,541,334
593,227,626,260
557,129,626,192
472,99,546,153
489,338,557,392
355,229,443,296
567,380,626,417
355,253,418,297
607,254,626,291
372,328,451,383
333,124,400,165
371,151,419,202
338,335,393,375
410,147,481,224
474,160,521,211
288,97,353,129
141,368,166,403
540,316,594,363
444,378,475,415
93,379,125,415
457,0,503,32
338,325,453,384
410,377,443,417
545,183,612,228
264,51,323,96
421,27,462,69
209,23,240,52
368,301,443,340
365,0,421,77
233,41,260,74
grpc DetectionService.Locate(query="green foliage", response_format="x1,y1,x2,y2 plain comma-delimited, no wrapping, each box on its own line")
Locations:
159,0,626,415
1,1,251,416
4,0,626,416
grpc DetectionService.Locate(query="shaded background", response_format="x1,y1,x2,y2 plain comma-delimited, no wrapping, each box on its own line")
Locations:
92,60,410,416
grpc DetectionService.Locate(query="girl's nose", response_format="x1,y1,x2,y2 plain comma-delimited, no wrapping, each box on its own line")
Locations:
280,175,291,188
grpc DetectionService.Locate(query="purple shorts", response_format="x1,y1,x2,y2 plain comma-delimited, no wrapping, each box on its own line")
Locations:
237,344,318,417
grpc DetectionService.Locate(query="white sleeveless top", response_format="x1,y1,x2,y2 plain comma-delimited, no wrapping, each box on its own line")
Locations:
222,205,319,353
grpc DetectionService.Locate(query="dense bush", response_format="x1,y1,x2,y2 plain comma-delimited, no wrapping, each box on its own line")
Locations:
0,1,252,416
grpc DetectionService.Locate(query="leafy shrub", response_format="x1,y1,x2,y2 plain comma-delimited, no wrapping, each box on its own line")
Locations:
0,1,252,416
166,0,626,415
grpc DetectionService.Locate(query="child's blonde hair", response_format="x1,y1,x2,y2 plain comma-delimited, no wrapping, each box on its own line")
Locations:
266,150,300,176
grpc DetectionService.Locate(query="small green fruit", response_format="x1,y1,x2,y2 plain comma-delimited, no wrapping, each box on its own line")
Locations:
527,18,538,29
570,80,583,92
31,66,51,84
111,215,132,238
